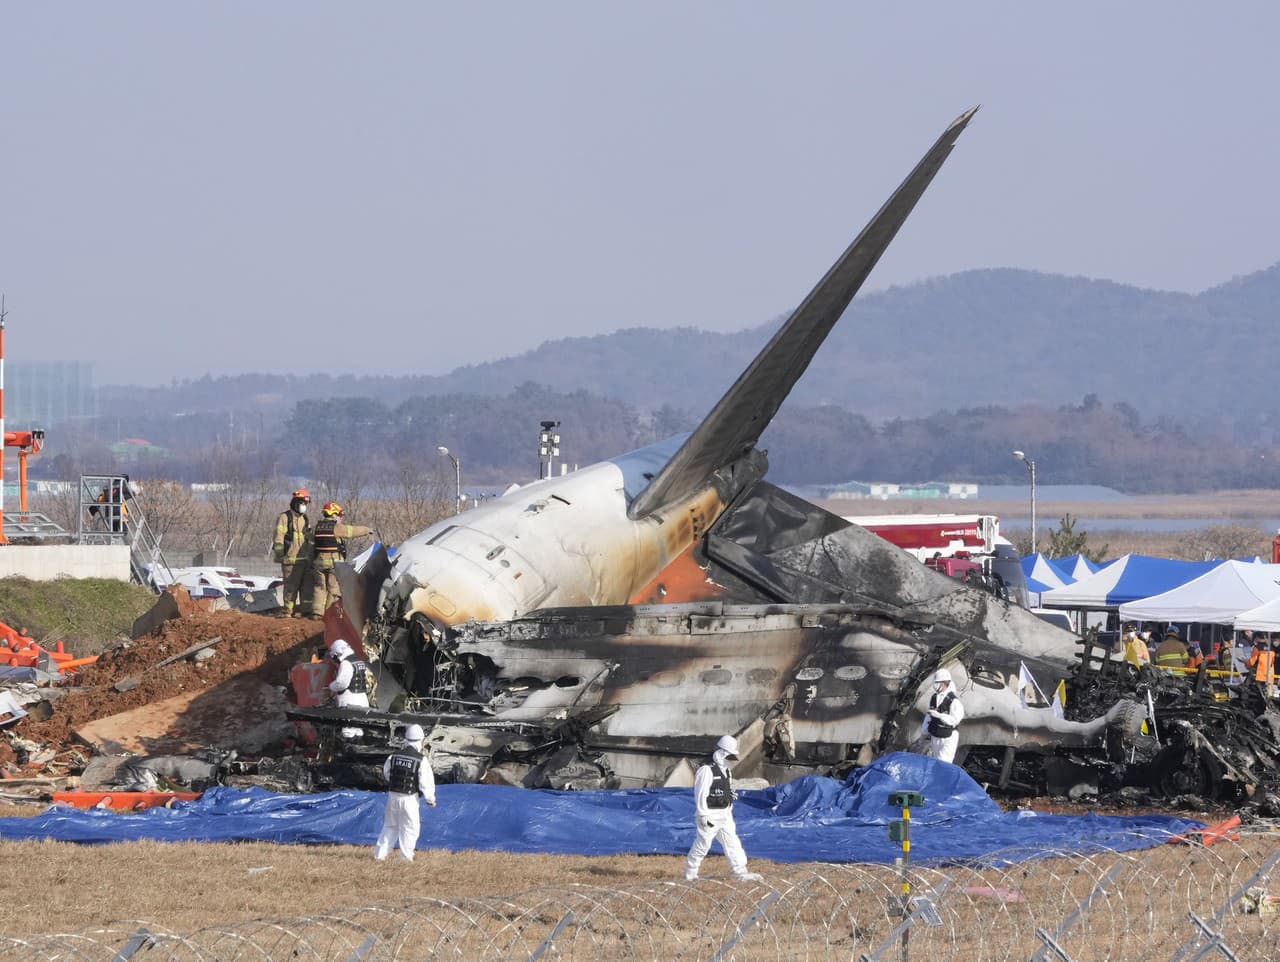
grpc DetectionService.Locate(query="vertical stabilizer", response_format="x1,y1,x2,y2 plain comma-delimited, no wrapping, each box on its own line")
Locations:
629,107,978,519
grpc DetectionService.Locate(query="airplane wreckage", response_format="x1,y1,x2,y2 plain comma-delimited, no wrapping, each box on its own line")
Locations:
286,107,1280,806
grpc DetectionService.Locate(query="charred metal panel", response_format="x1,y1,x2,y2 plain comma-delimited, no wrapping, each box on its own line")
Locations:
704,481,1080,664
444,602,1093,757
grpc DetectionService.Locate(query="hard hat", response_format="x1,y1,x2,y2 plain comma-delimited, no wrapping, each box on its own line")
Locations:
716,735,740,757
330,639,352,658
292,488,311,502
1165,625,1181,638
404,724,425,744
933,668,953,685
322,501,343,518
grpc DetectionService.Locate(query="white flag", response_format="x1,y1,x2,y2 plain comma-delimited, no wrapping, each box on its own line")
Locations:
1018,660,1049,709
1018,661,1036,709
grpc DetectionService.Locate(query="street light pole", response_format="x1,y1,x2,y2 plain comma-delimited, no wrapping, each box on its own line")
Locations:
437,445,461,515
1012,450,1037,552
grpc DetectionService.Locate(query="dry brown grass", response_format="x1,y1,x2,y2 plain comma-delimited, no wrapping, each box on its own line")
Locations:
0,840,691,933
3,834,1280,960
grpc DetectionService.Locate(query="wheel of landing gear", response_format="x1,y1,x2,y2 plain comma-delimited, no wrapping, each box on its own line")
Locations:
1152,743,1212,798
1105,700,1148,762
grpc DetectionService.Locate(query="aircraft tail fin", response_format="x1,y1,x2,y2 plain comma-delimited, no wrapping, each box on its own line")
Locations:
629,107,978,519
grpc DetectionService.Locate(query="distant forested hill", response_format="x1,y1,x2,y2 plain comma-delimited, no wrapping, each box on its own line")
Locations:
100,263,1280,440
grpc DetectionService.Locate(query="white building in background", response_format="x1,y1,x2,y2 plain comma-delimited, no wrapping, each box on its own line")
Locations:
822,480,977,501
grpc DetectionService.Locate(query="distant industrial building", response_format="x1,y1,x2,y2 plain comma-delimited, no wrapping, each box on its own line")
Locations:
6,360,98,428
823,481,978,500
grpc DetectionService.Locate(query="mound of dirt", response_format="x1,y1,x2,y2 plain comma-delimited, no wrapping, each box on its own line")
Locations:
11,608,323,758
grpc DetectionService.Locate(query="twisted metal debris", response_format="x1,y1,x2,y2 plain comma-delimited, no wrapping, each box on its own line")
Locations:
3,830,1280,961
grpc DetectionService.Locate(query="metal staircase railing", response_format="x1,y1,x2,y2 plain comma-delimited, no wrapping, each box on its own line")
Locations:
77,475,173,590
1,510,67,539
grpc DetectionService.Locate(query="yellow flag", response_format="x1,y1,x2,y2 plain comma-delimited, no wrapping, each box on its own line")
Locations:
1051,679,1067,719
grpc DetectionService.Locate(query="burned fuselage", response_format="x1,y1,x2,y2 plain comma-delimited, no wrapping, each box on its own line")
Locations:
411,600,1119,789
358,109,980,682
346,481,1129,791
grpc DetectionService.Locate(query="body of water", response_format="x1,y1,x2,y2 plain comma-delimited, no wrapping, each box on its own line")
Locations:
999,516,1280,533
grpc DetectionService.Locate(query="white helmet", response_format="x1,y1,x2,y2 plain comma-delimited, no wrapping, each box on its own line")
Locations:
330,639,353,659
404,724,425,744
933,668,953,686
716,735,740,758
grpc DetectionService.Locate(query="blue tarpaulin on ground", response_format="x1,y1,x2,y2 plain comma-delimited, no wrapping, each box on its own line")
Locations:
0,754,1201,865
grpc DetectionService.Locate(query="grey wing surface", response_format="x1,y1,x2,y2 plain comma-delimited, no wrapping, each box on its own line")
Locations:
629,106,978,519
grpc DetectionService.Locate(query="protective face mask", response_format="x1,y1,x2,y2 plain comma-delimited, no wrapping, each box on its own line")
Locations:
298,504,307,515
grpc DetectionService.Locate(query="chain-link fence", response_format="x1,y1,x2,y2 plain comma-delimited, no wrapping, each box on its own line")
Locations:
3,830,1279,961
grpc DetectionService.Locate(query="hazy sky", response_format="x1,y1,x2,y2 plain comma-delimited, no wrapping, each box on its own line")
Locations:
4,3,1278,385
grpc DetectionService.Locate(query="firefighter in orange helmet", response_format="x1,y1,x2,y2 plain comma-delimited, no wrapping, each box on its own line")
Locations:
272,488,313,618
311,501,374,617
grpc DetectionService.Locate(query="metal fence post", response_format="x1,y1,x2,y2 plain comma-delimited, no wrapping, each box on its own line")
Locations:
709,889,782,962
1028,861,1126,962
858,879,950,962
110,927,153,962
1169,850,1280,962
527,911,575,962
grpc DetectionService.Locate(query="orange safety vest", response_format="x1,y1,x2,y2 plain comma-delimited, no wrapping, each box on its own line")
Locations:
1247,647,1275,683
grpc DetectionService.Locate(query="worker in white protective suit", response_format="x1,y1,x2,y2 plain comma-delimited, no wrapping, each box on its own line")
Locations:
920,668,965,764
326,638,371,739
374,723,436,861
683,735,763,882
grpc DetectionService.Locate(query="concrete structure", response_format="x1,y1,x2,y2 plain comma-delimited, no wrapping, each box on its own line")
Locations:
0,544,131,580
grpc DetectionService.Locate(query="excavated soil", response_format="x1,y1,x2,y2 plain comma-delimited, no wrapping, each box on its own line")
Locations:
4,606,322,763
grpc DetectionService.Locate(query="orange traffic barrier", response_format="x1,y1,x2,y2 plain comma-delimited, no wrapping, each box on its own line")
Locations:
0,635,93,674
51,791,202,811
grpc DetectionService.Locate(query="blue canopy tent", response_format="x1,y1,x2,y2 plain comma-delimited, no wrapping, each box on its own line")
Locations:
1021,553,1071,606
1039,555,1220,610
1048,554,1106,583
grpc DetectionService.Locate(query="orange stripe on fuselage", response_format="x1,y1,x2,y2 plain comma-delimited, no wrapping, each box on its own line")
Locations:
629,542,727,605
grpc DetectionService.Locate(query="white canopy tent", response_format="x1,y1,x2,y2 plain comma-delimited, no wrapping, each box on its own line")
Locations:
1119,561,1280,624
1235,594,1280,632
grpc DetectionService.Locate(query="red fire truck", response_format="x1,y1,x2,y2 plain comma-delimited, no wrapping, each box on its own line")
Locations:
841,513,1029,606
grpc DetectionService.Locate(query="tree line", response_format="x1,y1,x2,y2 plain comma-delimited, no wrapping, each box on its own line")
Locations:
32,386,1280,497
